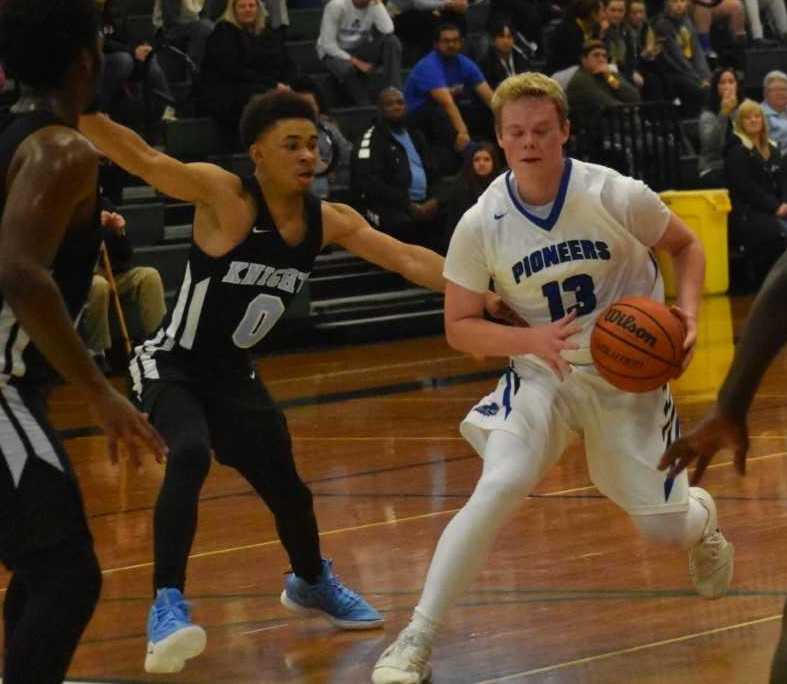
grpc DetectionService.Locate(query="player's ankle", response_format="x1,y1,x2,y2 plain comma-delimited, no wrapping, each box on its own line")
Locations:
410,607,439,641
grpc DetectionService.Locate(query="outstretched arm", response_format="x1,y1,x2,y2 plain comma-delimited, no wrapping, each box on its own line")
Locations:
79,114,238,205
323,201,446,292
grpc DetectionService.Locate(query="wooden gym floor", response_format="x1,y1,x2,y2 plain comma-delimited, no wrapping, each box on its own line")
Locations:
2,293,786,683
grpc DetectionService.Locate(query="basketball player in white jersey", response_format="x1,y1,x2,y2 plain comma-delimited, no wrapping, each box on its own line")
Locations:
372,72,734,683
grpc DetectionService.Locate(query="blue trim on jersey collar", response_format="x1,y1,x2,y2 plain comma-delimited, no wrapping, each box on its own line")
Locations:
505,158,572,231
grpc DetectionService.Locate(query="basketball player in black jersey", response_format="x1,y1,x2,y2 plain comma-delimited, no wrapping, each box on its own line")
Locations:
79,89,502,673
660,256,787,683
0,1,168,683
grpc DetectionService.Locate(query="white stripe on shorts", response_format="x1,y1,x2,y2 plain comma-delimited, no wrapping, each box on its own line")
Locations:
0,385,62,486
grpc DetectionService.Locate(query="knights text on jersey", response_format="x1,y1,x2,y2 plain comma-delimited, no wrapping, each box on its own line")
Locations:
131,179,323,392
443,158,672,368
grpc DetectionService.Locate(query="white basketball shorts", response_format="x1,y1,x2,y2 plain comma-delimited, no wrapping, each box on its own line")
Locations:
461,361,689,515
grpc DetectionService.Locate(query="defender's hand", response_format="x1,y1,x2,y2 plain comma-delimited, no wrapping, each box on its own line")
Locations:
91,386,168,468
658,407,749,484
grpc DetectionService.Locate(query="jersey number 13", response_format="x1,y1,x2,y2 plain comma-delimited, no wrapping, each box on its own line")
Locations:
541,274,597,321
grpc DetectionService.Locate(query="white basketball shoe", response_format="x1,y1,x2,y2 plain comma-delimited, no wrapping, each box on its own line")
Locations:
689,486,734,599
372,627,433,684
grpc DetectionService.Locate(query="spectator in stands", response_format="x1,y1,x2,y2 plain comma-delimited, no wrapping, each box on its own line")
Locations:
762,70,787,152
546,0,604,76
291,76,353,199
82,207,166,372
725,99,787,290
388,0,469,61
698,66,739,187
404,22,494,174
604,0,637,83
489,0,545,50
100,0,176,123
153,0,215,69
566,40,640,122
200,0,295,134
352,87,442,248
690,0,746,62
652,0,709,116
316,0,402,105
625,0,667,100
478,17,530,90
440,141,503,249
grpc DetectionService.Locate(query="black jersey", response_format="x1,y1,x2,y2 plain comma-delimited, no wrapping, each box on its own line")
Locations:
0,111,101,386
131,176,323,389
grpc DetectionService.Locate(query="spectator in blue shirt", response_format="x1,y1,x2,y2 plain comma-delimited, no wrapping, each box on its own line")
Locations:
404,22,494,173
762,71,787,153
352,87,442,248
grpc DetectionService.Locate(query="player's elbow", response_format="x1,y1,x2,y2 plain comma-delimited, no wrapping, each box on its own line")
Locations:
444,317,467,352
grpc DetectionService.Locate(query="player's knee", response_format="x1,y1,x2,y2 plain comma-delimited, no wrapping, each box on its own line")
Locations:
474,469,534,507
168,437,212,483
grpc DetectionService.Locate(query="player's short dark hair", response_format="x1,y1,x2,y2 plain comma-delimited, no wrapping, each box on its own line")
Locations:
0,0,100,90
239,90,319,148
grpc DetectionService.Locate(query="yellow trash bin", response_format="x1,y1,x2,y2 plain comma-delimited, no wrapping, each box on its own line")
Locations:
657,189,731,297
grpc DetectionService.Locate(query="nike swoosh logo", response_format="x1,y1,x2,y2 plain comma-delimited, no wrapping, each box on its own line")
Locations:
494,212,507,220
252,227,272,234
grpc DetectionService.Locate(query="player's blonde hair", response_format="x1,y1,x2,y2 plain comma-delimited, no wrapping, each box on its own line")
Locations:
491,72,569,130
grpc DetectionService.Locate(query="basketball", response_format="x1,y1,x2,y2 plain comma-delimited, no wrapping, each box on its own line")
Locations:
590,297,686,393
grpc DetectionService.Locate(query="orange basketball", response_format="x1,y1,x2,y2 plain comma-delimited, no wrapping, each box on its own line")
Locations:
590,297,686,393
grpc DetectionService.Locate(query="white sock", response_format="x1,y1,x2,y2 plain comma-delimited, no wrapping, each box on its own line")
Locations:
413,430,548,630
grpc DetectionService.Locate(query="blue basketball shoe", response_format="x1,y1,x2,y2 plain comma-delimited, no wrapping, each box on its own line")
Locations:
280,559,384,629
144,588,207,673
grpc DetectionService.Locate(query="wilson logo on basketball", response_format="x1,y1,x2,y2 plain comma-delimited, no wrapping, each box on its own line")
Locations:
603,308,657,348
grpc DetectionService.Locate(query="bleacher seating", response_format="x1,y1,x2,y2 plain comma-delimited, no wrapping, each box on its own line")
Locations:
288,8,323,41
119,202,165,247
91,0,725,347
743,48,787,99
331,105,377,143
288,40,326,74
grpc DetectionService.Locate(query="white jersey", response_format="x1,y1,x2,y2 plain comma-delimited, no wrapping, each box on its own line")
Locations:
444,158,671,372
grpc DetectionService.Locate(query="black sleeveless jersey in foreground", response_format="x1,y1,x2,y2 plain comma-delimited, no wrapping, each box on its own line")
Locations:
0,111,101,385
131,176,323,391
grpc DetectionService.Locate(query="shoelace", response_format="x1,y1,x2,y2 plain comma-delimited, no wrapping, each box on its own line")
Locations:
154,597,192,632
315,571,362,612
694,531,726,570
387,631,431,671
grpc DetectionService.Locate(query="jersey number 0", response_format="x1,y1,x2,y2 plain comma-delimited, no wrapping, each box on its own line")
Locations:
232,293,286,348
